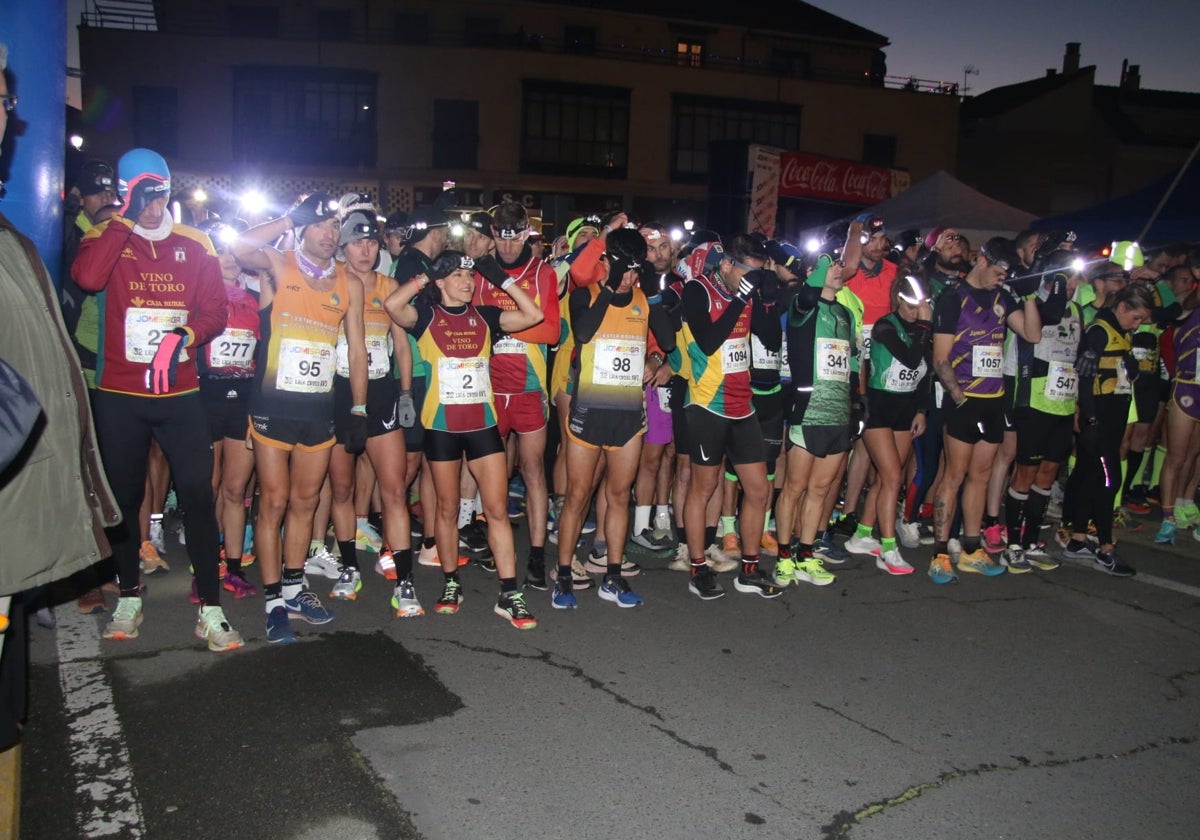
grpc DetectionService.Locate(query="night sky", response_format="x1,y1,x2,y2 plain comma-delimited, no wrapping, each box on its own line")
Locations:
836,0,1200,94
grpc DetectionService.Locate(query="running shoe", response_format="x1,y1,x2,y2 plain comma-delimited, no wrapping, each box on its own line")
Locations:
103,596,143,640
581,519,597,535
1123,487,1151,516
957,548,1006,576
598,576,645,607
524,565,548,591
148,514,166,554
688,568,725,600
1154,518,1177,544
76,588,106,615
476,555,498,573
417,545,471,569
704,543,738,573
222,571,258,599
830,510,858,538
844,533,882,556
794,557,836,587
548,559,596,590
928,553,957,585
917,523,936,545
1112,509,1143,532
668,543,691,572
139,540,170,575
551,578,577,609
759,530,779,556
265,605,295,644
1001,546,1033,574
653,509,673,533
177,524,186,545
304,546,342,580
330,566,362,600
1094,549,1136,578
458,520,491,556
284,589,335,624
584,552,641,577
876,549,914,576
896,519,921,549
773,556,797,587
631,528,674,552
392,578,425,618
1062,541,1098,561
982,523,1006,553
733,569,784,598
188,578,201,605
1024,544,1061,571
435,578,464,614
720,531,741,561
355,517,383,553
1179,502,1200,529
495,590,538,629
812,537,850,565
194,606,244,652
507,496,524,520
375,549,397,580
243,523,255,558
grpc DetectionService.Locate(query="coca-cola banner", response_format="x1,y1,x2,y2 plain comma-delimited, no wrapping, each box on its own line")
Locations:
778,152,909,204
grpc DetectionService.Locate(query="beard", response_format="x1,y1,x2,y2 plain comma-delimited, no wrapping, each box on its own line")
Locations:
937,252,968,273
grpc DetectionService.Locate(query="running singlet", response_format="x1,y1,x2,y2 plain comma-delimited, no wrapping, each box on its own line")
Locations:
681,273,753,418
337,271,394,380
572,284,649,411
1089,317,1134,397
867,312,927,394
251,252,350,420
202,283,259,380
787,294,855,426
1173,308,1200,385
410,301,503,432
939,284,1014,398
473,255,560,394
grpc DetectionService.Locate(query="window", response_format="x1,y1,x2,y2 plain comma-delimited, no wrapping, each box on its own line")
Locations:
564,25,597,56
676,39,704,68
228,5,279,37
394,12,429,44
521,80,630,178
862,133,897,168
433,100,479,170
232,66,377,167
770,49,811,79
464,16,499,47
671,95,801,181
316,8,352,41
133,86,178,156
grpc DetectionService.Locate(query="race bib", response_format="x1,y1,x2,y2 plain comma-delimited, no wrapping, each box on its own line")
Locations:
779,333,789,373
124,307,189,363
935,380,945,407
656,385,671,412
884,360,925,393
750,334,781,371
721,337,750,374
972,344,1003,378
438,356,491,405
860,324,873,357
1115,361,1132,395
1044,361,1077,401
494,336,528,355
592,338,645,388
817,338,850,382
336,333,393,379
276,338,335,393
209,328,256,369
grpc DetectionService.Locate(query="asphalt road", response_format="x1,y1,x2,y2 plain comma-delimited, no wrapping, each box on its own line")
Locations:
21,509,1200,840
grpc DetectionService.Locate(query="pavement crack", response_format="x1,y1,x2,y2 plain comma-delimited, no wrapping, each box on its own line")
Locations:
812,702,911,749
819,734,1197,839
1164,667,1200,701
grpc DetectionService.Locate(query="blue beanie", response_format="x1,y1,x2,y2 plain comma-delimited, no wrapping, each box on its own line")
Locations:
117,148,171,199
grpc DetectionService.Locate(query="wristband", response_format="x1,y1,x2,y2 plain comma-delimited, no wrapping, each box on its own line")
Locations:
501,277,518,291
351,404,367,416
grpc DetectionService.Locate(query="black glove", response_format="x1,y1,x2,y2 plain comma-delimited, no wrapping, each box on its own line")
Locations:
345,413,368,454
757,267,781,300
1007,271,1041,298
734,268,766,305
288,193,334,229
148,327,188,394
121,178,168,222
1075,348,1100,379
850,396,867,438
473,254,511,289
1122,354,1139,384
396,390,416,428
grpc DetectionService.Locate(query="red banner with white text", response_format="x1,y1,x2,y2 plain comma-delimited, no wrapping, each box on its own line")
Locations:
778,152,909,204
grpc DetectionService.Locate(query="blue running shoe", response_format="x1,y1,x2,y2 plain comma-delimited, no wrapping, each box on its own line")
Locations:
598,576,644,607
1154,518,1176,544
581,519,597,535
243,522,254,556
266,605,295,644
813,537,850,565
284,589,335,624
551,578,577,609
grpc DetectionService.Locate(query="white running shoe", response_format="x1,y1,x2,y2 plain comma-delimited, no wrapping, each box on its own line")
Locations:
668,543,691,572
895,519,921,550
304,546,343,580
844,534,882,556
704,543,738,573
876,549,914,575
148,514,165,554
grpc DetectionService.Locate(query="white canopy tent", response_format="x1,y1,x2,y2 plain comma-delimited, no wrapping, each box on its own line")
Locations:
799,169,1038,247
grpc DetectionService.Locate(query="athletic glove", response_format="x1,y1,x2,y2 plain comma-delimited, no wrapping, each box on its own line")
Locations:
734,268,768,305
121,177,169,222
147,328,188,394
1075,348,1100,379
288,193,334,229
397,390,416,428
1123,354,1139,384
473,254,512,290
345,412,368,455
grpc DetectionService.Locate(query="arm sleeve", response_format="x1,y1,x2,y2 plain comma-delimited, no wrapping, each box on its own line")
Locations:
873,318,932,369
1076,324,1109,421
648,299,676,354
567,238,606,289
569,286,614,344
480,305,506,339
682,281,747,356
932,291,962,335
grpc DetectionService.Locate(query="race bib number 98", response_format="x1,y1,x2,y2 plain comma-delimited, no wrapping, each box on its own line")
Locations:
593,338,645,388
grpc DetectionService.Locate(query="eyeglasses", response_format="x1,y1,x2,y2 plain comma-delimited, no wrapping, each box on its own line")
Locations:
730,259,762,272
1,95,17,113
942,233,962,243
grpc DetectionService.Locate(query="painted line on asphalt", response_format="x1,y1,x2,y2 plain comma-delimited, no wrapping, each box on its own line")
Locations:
1059,555,1200,598
55,604,145,838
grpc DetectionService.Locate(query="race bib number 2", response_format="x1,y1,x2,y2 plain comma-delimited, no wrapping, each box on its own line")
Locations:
438,357,491,405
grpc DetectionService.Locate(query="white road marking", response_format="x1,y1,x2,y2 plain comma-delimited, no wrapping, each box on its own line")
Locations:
55,604,144,838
